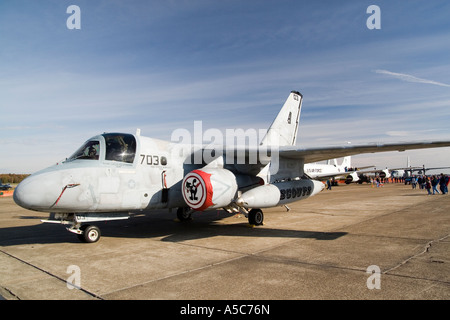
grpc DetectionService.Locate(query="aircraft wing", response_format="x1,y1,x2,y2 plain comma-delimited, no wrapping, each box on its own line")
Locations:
423,166,450,171
352,165,376,170
204,92,450,177
386,166,423,171
278,140,450,164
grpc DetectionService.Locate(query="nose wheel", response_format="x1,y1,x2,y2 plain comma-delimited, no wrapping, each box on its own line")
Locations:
77,225,101,243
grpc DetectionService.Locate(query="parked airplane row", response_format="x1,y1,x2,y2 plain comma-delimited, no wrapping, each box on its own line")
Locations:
13,91,450,242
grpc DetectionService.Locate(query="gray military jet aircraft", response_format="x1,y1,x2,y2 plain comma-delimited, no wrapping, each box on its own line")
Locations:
13,91,450,242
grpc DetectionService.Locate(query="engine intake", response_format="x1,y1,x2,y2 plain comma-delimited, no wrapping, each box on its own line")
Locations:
182,168,238,211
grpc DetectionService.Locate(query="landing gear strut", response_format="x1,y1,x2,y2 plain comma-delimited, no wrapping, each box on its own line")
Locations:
41,212,129,243
175,206,264,226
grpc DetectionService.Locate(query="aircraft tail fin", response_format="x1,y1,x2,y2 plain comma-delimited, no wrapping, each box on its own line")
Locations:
260,91,303,147
341,156,351,168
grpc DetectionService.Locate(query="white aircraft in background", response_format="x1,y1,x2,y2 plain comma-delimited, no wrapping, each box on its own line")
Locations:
388,157,450,177
13,91,450,242
363,157,450,181
377,157,415,179
304,156,374,183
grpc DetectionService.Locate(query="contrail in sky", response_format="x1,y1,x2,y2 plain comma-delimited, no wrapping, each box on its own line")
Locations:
375,69,450,88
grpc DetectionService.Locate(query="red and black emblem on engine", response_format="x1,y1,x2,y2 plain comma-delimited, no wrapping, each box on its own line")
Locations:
182,170,214,211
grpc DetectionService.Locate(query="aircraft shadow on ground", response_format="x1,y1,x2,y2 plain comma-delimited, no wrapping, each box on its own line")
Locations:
0,211,347,246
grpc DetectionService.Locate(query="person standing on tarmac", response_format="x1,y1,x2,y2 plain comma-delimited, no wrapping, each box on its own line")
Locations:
439,173,449,194
446,174,450,194
431,175,440,195
425,177,432,195
411,176,417,189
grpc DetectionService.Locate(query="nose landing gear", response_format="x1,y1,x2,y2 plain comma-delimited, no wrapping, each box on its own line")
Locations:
77,225,101,243
41,212,129,243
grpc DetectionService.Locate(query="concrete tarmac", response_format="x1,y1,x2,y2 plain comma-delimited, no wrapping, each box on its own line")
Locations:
0,183,449,300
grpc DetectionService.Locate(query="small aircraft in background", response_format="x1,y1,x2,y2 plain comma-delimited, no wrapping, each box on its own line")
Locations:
362,157,450,182
13,91,450,242
388,157,450,177
0,183,12,191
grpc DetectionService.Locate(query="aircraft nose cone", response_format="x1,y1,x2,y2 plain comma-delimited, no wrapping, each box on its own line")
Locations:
14,177,40,210
312,180,325,195
14,174,59,211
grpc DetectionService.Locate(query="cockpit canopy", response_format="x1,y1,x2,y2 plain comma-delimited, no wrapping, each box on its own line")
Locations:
103,133,136,163
67,133,137,164
68,140,100,161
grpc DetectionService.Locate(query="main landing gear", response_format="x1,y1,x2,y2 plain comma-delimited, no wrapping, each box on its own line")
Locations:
175,207,264,226
176,207,193,221
248,208,264,226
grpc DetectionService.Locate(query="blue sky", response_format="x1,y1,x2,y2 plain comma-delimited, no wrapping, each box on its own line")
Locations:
1,0,450,173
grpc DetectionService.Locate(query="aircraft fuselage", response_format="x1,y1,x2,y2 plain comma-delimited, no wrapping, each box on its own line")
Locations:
14,133,189,213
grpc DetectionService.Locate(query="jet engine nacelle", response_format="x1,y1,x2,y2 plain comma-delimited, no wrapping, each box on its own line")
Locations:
345,172,360,184
379,169,390,179
182,168,238,211
237,179,324,209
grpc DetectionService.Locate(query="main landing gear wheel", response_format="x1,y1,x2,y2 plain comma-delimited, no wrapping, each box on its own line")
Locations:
177,207,192,222
77,225,101,243
248,208,264,226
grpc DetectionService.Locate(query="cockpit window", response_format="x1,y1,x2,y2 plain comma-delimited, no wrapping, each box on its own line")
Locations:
103,133,136,164
68,140,100,161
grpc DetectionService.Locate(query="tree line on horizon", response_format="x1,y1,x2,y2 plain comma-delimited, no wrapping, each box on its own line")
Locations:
0,174,30,184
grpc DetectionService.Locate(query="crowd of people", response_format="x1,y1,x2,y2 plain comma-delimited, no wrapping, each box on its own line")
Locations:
409,173,449,195
324,172,450,194
371,173,449,195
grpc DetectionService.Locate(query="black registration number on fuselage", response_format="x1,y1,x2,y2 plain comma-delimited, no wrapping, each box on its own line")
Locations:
280,186,312,200
139,154,167,166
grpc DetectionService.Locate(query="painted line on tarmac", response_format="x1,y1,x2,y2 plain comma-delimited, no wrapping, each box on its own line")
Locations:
0,249,103,300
